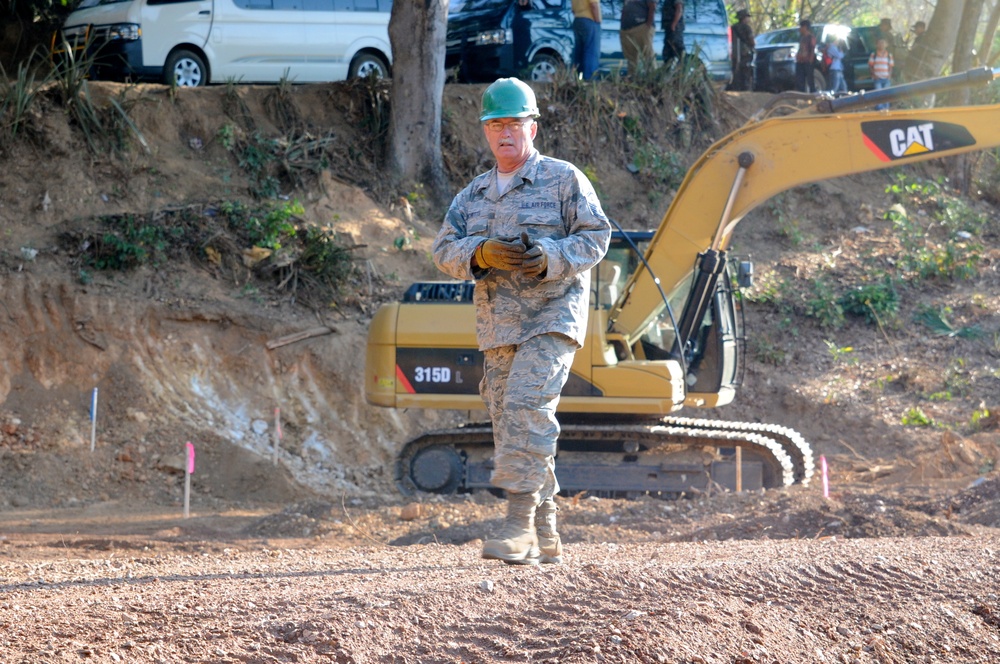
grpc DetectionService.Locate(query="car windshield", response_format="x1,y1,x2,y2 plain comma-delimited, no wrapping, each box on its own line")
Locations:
756,28,799,46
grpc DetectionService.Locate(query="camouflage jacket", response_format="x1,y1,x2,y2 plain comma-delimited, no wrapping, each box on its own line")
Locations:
432,150,612,351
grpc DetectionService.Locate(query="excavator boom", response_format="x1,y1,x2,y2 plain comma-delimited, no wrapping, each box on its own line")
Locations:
610,67,1000,346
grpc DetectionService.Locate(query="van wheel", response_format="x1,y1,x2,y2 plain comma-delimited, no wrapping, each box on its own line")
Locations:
527,53,562,83
164,49,207,87
349,52,390,79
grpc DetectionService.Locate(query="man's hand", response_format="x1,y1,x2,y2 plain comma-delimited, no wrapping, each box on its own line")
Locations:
475,238,527,271
522,245,548,278
518,231,547,278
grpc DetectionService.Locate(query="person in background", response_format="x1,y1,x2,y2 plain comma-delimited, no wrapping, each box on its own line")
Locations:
512,0,532,72
571,0,602,80
661,0,685,66
906,20,928,81
868,37,894,110
824,34,847,94
877,17,899,80
729,9,755,91
877,18,897,55
795,19,817,93
620,0,656,76
432,78,612,566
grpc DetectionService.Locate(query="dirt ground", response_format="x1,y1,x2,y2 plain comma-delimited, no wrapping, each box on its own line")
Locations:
1,74,1000,662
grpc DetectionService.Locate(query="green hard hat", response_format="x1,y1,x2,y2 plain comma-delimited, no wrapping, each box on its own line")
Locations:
480,77,540,122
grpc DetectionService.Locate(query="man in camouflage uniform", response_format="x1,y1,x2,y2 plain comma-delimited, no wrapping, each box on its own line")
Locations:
432,77,611,565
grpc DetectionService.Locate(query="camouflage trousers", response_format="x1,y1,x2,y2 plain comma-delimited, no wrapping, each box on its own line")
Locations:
480,332,577,498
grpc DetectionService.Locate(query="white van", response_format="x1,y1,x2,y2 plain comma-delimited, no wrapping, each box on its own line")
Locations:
54,0,393,86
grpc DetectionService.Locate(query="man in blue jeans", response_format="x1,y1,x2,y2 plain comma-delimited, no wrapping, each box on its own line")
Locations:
572,0,601,80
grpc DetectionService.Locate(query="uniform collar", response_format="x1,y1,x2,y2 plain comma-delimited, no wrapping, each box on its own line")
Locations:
475,149,541,198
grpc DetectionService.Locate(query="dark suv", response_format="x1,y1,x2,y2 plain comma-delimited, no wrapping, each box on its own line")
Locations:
753,24,879,92
446,0,732,83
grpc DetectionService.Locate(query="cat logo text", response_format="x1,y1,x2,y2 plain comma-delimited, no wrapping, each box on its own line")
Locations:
862,120,976,162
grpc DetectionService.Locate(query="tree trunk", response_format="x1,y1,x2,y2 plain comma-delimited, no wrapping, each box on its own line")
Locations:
388,0,450,209
947,0,986,194
903,0,964,82
952,0,986,74
979,0,1000,65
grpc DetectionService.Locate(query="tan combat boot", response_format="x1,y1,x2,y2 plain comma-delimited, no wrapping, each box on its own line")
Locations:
535,496,563,564
482,492,538,565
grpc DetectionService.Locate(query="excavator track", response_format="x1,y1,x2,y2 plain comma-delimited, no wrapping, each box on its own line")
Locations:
661,416,814,486
395,417,812,497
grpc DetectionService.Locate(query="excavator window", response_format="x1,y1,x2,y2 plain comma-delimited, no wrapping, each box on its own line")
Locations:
590,234,650,310
635,274,692,360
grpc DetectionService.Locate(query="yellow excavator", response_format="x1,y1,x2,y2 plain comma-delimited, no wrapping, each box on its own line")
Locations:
366,67,1000,496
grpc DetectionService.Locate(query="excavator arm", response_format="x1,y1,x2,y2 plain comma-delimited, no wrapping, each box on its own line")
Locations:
608,68,1000,356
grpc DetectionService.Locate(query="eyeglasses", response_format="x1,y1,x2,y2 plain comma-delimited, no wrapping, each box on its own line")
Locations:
484,119,534,133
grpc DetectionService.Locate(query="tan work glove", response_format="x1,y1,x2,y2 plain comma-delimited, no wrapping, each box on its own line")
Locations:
520,230,547,278
474,237,526,271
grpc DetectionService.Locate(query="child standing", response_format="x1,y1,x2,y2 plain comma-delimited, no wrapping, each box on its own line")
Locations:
868,38,894,109
825,35,847,94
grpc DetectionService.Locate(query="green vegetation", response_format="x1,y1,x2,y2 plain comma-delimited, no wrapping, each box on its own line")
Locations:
0,56,41,143
744,170,997,433
630,144,686,191
298,225,356,291
901,407,934,427
823,340,856,365
77,201,357,307
838,277,899,325
221,199,302,250
751,336,787,365
971,407,993,430
544,54,718,205
751,173,990,336
0,40,146,154
219,127,282,199
914,305,982,339
803,276,845,329
86,214,183,270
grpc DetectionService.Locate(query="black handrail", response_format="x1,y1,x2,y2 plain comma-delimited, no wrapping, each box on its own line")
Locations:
816,67,1000,114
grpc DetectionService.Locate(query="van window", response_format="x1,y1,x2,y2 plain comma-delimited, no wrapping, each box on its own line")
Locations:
331,0,391,8
600,0,621,22
682,0,725,22
234,0,275,8
76,0,129,8
147,0,203,5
